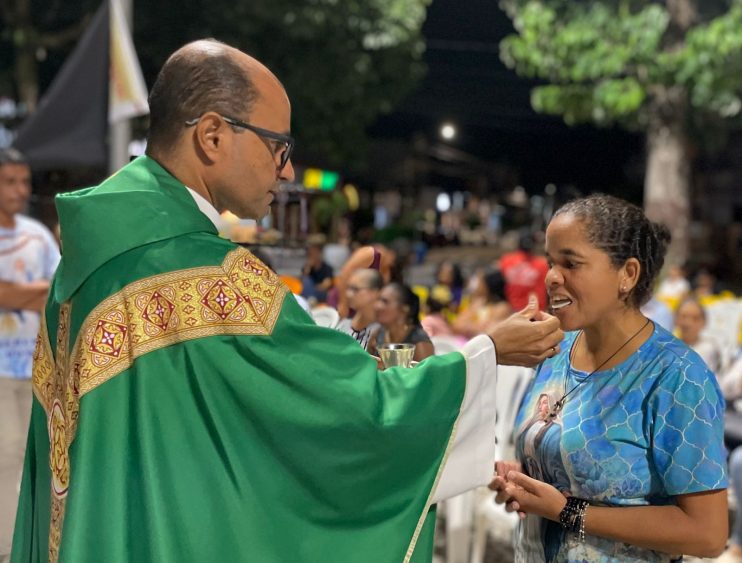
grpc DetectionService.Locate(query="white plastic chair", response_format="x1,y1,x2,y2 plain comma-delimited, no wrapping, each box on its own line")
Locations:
444,489,475,563
310,306,340,329
442,364,533,563
494,365,533,461
468,486,519,563
703,299,742,373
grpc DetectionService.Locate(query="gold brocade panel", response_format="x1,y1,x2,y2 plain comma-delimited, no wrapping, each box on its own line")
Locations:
30,248,287,562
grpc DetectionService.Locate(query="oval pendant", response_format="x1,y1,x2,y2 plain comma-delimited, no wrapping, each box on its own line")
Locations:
548,399,564,420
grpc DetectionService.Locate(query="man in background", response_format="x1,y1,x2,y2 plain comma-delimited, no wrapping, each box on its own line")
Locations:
0,148,59,562
301,237,334,303
498,230,548,310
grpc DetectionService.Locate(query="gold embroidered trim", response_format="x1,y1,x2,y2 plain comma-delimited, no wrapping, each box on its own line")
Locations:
30,247,286,561
34,247,286,409
32,314,54,414
47,303,75,563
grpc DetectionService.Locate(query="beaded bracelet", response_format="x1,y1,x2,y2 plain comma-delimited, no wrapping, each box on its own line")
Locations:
558,496,589,542
578,503,587,543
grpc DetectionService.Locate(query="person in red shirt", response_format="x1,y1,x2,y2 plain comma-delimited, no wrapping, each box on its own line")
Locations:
498,231,548,310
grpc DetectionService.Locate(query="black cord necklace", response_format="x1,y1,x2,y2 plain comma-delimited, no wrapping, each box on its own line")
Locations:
547,318,651,420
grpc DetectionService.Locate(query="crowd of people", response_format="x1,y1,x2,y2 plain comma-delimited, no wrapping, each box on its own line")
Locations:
298,232,552,366
1,37,741,563
304,230,742,396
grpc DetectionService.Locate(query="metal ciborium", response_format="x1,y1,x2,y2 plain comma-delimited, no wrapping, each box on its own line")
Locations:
378,343,416,369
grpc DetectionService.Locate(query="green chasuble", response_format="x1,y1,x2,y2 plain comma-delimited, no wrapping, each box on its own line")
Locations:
11,157,473,563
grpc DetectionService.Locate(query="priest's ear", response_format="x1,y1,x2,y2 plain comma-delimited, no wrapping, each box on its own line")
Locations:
189,112,232,163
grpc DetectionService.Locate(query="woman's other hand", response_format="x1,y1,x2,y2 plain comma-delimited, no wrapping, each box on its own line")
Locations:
502,470,568,521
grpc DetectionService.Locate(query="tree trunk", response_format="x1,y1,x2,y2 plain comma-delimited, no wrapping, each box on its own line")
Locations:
644,107,691,267
11,0,39,112
644,0,699,268
16,45,39,113
9,0,92,113
666,0,698,34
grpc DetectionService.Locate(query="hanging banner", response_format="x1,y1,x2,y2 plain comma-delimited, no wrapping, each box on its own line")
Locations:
109,0,148,123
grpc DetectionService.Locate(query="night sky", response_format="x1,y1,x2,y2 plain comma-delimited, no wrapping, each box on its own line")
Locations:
371,0,645,199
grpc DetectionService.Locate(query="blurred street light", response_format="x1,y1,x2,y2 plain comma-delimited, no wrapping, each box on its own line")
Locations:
436,192,452,213
440,122,456,140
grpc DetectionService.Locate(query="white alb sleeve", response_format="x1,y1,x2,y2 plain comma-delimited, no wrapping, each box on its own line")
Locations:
431,335,497,503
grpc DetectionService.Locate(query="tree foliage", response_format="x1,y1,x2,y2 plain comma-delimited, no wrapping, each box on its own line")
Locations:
0,0,431,168
0,0,100,111
499,0,742,128
136,0,431,169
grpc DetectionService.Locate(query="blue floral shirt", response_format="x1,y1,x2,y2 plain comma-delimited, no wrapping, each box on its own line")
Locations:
514,324,727,562
0,215,60,378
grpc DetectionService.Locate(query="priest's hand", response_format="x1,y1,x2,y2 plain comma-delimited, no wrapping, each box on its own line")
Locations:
370,355,384,370
487,294,563,367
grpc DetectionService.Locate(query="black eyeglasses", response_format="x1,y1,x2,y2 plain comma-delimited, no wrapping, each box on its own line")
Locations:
185,114,295,171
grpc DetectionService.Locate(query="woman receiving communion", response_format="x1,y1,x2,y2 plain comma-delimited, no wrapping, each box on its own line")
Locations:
491,194,728,562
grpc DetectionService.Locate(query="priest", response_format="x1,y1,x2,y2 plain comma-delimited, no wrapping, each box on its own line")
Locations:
11,39,563,563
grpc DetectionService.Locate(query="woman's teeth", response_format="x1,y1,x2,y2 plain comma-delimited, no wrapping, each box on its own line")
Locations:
551,298,572,310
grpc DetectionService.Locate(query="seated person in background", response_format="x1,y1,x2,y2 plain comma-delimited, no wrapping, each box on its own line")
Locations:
333,244,401,318
719,349,742,400
370,282,434,362
692,268,734,306
656,263,690,304
693,268,718,301
301,239,334,303
675,297,722,375
435,261,465,311
336,268,382,351
421,285,456,339
452,269,512,339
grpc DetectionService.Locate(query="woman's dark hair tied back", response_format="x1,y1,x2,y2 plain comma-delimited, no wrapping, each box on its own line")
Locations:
553,194,670,307
387,282,421,325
